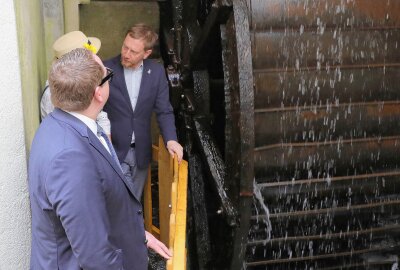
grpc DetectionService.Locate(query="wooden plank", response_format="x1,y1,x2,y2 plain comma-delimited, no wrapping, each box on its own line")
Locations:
248,0,400,30
169,213,176,247
246,245,400,267
143,167,153,232
254,102,400,146
168,159,179,269
247,223,400,246
152,145,159,162
166,213,176,270
155,136,188,269
259,171,400,197
251,30,400,70
172,159,188,270
254,136,400,179
151,225,160,237
184,248,187,270
253,67,400,109
247,233,400,264
158,136,173,244
174,156,179,183
170,182,177,225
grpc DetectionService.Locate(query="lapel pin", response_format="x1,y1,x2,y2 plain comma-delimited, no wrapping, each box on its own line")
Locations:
147,69,151,74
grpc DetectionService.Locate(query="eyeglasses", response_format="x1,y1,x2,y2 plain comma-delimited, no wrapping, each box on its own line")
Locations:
99,67,114,86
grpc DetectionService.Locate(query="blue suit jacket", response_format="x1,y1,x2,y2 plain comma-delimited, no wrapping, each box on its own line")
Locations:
103,56,177,169
28,109,148,270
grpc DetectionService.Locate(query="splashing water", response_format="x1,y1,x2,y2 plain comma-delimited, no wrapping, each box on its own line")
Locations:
253,179,272,244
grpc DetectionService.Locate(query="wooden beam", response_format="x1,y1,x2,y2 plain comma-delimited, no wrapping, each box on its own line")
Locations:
143,167,153,232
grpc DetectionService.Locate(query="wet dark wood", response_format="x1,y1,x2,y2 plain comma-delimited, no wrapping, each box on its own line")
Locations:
251,30,400,70
254,136,400,180
249,214,400,245
246,244,400,266
258,174,400,213
247,0,400,31
259,171,400,197
235,0,400,268
246,231,400,262
223,1,255,269
247,223,400,246
254,102,400,146
254,67,400,109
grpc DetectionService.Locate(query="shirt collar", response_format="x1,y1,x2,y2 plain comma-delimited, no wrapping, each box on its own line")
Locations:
66,111,98,136
124,61,143,72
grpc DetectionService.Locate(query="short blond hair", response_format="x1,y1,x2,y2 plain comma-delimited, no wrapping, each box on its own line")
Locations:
126,23,158,50
49,48,103,111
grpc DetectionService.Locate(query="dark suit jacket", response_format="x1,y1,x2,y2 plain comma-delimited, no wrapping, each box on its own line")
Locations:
28,109,148,270
103,56,177,169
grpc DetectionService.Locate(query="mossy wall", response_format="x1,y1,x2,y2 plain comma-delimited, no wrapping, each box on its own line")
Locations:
13,0,64,152
79,1,159,61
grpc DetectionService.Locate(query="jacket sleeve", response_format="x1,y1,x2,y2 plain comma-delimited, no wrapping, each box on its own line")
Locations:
154,66,178,144
45,148,124,270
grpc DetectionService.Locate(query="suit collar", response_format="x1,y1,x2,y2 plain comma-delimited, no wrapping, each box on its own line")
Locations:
87,131,140,201
51,109,140,201
66,111,97,136
51,109,89,137
115,57,153,115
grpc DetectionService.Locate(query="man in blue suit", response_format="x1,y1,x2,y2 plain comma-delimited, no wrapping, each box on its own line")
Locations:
28,48,170,269
103,23,183,200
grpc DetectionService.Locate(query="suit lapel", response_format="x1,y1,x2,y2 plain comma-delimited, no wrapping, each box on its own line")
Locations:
52,109,138,200
87,132,124,179
87,132,138,198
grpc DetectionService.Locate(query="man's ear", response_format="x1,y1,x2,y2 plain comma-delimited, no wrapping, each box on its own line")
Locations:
143,49,152,59
93,86,104,103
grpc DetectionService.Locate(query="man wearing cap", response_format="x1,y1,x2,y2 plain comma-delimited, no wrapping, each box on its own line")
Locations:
29,48,171,270
104,23,183,200
40,31,110,135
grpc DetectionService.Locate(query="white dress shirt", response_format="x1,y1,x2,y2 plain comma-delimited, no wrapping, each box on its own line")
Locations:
124,62,143,144
67,111,111,154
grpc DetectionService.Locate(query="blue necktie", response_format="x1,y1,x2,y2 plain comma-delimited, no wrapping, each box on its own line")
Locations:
97,124,122,172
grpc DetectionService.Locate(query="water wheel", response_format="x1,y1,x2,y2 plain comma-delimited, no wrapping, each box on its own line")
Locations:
160,0,400,269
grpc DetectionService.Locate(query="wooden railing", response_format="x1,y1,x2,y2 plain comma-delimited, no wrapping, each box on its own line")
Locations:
143,136,188,269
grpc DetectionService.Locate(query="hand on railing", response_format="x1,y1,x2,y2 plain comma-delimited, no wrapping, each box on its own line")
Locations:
145,230,173,260
166,140,183,163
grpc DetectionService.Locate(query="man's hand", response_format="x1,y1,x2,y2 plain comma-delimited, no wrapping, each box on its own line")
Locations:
145,231,172,260
166,140,183,162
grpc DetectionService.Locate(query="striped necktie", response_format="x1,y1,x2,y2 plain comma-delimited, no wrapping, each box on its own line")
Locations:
97,124,122,172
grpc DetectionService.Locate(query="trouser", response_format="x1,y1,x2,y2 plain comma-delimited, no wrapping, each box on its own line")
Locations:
120,146,148,200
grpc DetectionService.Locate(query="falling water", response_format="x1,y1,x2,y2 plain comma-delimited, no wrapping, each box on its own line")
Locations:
253,179,272,244
242,0,400,268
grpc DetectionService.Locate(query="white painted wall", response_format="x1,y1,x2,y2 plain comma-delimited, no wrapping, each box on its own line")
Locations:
0,1,31,269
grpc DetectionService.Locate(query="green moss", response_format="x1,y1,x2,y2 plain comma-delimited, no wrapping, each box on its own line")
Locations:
14,0,47,154
13,0,64,154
